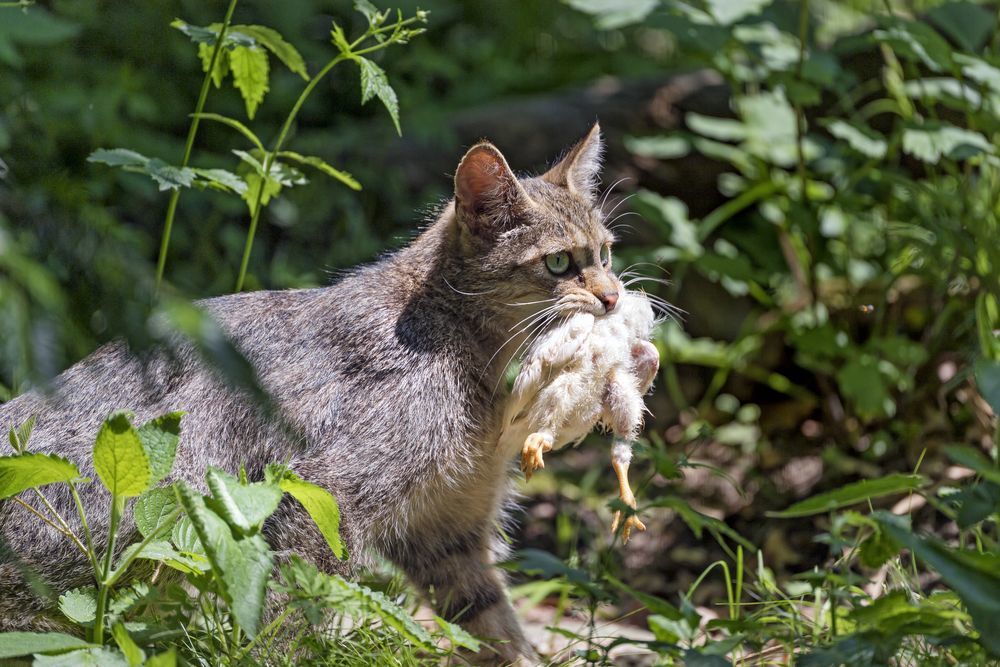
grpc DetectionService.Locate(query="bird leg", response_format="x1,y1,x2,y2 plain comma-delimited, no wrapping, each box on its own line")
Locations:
520,431,553,481
610,443,645,544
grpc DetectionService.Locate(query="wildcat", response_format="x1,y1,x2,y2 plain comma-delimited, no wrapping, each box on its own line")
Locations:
0,123,625,665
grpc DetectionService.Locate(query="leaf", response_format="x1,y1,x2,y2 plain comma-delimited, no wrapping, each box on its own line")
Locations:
356,57,400,135
133,487,180,539
926,1,996,52
175,482,273,636
648,497,755,551
230,45,270,119
768,474,926,518
197,41,230,88
93,413,151,498
0,453,80,499
859,526,901,568
144,159,197,192
705,0,773,24
825,119,887,159
205,467,283,534
33,648,129,667
836,356,891,421
87,148,147,168
231,25,308,79
136,412,182,486
191,113,264,152
434,617,481,652
277,151,362,191
902,123,994,164
171,516,204,556
354,0,382,26
945,445,1000,486
119,540,207,575
606,575,683,620
241,173,282,215
111,623,144,667
278,473,345,559
974,359,1000,415
8,414,36,452
58,587,97,625
193,168,247,195
685,113,746,142
631,191,702,258
876,513,1000,655
565,0,658,29
0,632,93,659
872,18,953,72
144,649,176,667
624,135,690,159
169,19,218,45
329,574,436,650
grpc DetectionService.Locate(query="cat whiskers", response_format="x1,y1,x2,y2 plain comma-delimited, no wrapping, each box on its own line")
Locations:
598,176,632,215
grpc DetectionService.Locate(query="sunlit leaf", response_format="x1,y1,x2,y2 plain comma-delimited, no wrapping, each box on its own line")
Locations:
0,452,79,499
356,56,400,135
278,151,362,191
231,24,308,79
93,413,151,497
230,45,269,119
565,0,658,29
769,474,926,518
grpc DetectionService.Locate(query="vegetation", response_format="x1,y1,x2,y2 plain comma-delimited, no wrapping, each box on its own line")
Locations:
1,0,998,665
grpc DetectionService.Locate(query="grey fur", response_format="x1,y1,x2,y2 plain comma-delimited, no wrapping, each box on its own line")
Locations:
0,124,614,664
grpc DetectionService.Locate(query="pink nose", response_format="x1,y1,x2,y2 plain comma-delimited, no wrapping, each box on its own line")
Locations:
599,291,618,313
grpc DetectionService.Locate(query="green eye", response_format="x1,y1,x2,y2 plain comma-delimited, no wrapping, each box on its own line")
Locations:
600,245,611,267
545,251,571,275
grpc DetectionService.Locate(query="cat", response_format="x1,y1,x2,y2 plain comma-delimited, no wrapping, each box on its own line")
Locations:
0,122,624,665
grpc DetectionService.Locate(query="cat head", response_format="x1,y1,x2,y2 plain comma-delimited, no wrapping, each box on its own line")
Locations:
450,122,622,325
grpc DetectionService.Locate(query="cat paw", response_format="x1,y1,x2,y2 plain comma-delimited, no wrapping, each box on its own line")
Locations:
520,432,553,481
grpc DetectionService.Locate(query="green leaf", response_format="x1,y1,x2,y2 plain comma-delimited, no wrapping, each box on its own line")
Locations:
87,148,147,168
768,474,926,518
624,135,690,159
0,632,94,659
686,113,746,142
277,151,362,191
230,45,270,119
836,356,891,421
0,452,80,499
231,25,308,79
119,539,207,575
876,513,1000,655
136,412,182,486
197,41,230,88
205,467,283,534
278,473,345,559
606,574,683,620
354,0,382,26
175,482,273,636
171,516,205,556
8,414,36,452
565,0,658,29
974,359,1000,415
872,18,953,72
330,575,436,649
191,112,264,152
433,617,481,652
356,57,400,135
193,168,248,195
170,19,217,45
144,159,197,191
859,526,901,568
631,191,702,258
945,445,1000,486
93,413,151,497
648,497,755,551
34,648,130,666
111,623,144,667
926,1,996,52
825,119,887,159
133,487,180,539
902,123,994,164
144,648,176,667
58,587,97,625
705,0,773,24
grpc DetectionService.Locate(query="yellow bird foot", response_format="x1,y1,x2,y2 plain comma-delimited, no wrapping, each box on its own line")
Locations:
611,501,646,545
520,432,553,481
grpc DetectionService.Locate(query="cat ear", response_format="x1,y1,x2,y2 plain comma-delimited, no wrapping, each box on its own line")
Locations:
454,142,529,237
542,122,604,201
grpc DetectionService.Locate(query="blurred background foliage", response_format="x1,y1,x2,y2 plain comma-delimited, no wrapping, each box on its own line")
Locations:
1,0,999,663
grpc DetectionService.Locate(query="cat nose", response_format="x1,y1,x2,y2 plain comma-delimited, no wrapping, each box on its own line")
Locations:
598,291,618,313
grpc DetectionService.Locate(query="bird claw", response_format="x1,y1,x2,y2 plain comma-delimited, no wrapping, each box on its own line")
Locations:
611,506,646,545
520,432,553,481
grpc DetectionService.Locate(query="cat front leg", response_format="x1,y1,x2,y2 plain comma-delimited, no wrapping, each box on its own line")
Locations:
395,529,538,665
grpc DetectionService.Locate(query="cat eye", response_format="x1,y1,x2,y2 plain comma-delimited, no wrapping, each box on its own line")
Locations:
600,245,611,267
545,251,571,275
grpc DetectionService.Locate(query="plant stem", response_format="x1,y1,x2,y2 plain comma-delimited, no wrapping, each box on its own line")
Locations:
105,508,183,588
155,0,239,294
234,54,346,292
68,481,100,574
93,494,123,645
31,487,89,556
12,497,87,558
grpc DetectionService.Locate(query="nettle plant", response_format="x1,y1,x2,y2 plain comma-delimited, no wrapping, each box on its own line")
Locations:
565,0,1000,663
87,0,426,293
0,414,478,665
